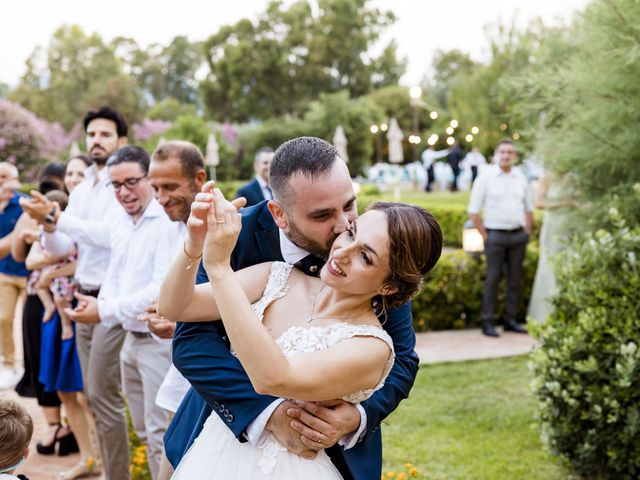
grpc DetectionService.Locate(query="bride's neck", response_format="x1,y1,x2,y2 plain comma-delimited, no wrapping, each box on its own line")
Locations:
312,284,373,319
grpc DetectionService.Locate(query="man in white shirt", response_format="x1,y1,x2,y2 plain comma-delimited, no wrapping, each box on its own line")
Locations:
64,146,181,479
421,146,449,192
468,140,533,337
20,107,130,479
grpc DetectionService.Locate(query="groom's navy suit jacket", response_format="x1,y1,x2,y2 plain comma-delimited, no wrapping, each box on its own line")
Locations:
165,200,419,480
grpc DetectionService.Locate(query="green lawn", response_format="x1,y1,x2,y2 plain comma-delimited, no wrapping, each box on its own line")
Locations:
393,190,470,209
368,190,471,210
382,355,567,480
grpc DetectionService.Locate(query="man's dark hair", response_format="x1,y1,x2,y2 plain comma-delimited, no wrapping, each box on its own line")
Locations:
254,146,274,162
83,106,128,138
151,141,205,180
269,137,340,203
106,146,150,174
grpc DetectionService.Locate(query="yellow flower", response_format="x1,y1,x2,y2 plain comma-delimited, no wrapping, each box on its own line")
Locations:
404,463,414,468
398,473,406,480
409,467,419,477
387,472,396,478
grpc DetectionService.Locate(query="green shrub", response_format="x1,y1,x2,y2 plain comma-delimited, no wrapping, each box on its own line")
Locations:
413,250,484,330
412,245,538,331
529,193,640,479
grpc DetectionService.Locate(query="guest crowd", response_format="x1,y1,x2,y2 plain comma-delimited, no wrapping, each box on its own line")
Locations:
0,107,239,480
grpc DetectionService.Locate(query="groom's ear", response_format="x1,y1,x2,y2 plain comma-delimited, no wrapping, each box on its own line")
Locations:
268,200,288,229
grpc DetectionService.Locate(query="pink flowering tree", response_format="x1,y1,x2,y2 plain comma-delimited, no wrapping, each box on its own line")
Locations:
132,118,172,142
0,100,70,180
218,123,238,147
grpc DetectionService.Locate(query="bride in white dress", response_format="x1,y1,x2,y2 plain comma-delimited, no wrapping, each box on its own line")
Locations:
158,187,442,479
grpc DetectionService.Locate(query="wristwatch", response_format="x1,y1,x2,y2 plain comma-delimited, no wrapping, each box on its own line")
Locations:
44,206,58,225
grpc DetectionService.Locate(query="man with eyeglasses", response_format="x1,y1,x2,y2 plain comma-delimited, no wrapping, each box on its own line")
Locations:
21,106,132,479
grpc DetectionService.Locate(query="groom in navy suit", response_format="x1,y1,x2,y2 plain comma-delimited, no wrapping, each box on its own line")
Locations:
165,137,419,479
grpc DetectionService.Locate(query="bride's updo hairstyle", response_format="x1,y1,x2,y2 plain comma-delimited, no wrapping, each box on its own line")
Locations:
368,202,443,310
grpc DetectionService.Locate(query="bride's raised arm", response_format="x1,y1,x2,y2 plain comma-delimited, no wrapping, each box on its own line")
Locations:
203,189,392,401
157,183,272,323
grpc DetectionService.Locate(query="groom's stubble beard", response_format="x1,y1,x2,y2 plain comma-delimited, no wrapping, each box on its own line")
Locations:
285,218,333,261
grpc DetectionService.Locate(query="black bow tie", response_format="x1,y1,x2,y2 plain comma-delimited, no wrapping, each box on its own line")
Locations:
295,255,325,277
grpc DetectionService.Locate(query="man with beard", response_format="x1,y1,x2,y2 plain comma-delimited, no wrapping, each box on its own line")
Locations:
140,140,207,480
20,107,130,479
165,137,419,480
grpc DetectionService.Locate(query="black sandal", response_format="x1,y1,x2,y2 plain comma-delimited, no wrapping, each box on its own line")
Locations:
35,423,80,456
36,423,62,455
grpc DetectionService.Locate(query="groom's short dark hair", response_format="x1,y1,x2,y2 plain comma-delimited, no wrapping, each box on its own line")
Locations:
269,137,340,204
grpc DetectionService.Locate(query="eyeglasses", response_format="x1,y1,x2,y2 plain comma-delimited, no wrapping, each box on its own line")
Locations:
107,175,147,192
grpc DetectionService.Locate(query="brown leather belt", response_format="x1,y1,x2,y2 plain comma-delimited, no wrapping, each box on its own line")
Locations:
77,287,100,297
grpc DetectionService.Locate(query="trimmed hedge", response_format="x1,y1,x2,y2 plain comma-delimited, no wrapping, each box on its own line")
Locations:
412,244,538,331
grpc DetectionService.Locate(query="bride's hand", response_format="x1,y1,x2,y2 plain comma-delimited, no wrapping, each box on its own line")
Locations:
185,181,216,257
203,188,243,274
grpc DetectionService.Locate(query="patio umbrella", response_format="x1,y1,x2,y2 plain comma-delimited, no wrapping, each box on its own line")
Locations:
387,118,404,164
332,125,349,163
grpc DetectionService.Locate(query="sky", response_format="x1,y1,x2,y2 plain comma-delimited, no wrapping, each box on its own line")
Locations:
1,0,589,88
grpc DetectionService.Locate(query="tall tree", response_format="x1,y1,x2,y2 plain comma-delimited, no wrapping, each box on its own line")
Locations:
120,36,203,105
440,19,571,153
200,0,405,122
427,49,477,108
9,25,144,129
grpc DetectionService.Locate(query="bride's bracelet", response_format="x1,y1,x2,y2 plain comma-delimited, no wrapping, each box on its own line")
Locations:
183,242,203,270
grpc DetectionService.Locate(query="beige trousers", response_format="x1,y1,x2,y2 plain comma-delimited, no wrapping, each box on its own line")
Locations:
0,272,26,368
76,322,129,480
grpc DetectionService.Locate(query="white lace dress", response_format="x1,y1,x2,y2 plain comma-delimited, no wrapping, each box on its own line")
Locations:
171,262,395,479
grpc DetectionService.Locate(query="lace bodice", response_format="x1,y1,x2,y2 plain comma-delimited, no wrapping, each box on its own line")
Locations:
241,261,395,403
